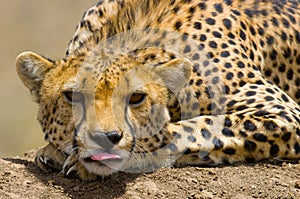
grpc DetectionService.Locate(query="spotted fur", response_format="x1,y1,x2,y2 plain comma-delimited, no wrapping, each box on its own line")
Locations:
16,0,300,180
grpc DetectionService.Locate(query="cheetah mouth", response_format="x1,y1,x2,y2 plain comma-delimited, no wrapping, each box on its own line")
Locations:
82,152,122,167
80,150,130,173
84,153,121,162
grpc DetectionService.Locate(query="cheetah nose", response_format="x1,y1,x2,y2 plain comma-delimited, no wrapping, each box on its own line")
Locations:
89,131,122,149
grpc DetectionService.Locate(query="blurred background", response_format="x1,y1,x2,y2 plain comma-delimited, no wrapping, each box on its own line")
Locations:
0,0,96,157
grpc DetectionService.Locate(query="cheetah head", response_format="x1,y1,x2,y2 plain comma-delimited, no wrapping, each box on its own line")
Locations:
16,47,192,176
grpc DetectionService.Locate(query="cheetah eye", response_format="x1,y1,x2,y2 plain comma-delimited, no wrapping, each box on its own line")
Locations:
128,92,147,107
63,91,84,104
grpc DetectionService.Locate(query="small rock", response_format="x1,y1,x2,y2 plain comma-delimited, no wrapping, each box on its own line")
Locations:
4,171,11,176
23,180,32,187
73,185,81,191
212,176,218,181
24,180,32,185
294,180,300,189
199,190,214,198
208,170,216,175
187,178,198,184
47,180,55,185
144,180,159,193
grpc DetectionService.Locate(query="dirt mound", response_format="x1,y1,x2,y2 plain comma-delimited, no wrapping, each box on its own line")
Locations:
1,149,300,198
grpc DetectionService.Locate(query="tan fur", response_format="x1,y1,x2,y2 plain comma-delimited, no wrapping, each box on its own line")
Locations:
16,0,300,180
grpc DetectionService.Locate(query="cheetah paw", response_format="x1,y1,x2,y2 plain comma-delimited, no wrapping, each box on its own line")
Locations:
35,143,67,173
62,153,98,181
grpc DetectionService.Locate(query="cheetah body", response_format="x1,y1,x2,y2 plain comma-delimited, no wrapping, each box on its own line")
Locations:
16,0,300,180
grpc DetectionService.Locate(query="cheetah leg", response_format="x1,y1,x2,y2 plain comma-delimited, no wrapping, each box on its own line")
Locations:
35,143,67,172
164,112,300,166
62,152,98,181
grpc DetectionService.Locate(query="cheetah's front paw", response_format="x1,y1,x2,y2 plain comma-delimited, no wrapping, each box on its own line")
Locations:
35,143,67,173
62,153,98,181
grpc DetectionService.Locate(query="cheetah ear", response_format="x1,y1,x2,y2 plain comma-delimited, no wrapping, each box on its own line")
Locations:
154,58,192,93
16,51,54,103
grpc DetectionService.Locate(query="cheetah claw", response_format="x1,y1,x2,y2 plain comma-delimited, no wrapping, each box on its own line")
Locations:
62,153,98,181
35,143,66,172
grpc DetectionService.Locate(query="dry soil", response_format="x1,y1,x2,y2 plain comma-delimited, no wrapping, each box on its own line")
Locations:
1,149,300,198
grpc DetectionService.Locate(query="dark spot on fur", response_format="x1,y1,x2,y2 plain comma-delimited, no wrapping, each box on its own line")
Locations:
244,120,257,131
224,117,232,127
168,143,178,152
174,21,182,30
201,128,212,139
239,131,247,137
270,144,279,156
253,133,268,142
282,132,291,142
198,2,207,10
213,137,224,150
187,135,197,142
223,18,232,29
206,18,216,25
263,120,278,131
194,22,201,30
222,128,234,137
254,110,269,117
223,148,236,155
183,126,193,133
244,140,257,151
294,143,300,154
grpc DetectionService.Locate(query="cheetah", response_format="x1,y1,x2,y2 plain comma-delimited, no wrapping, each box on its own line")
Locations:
16,0,300,180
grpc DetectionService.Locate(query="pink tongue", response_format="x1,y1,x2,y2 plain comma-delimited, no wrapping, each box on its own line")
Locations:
91,153,121,161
